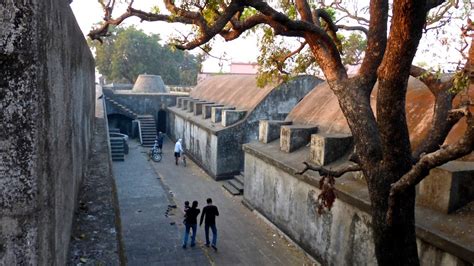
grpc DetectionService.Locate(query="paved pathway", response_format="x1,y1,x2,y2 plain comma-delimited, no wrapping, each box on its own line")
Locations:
113,138,316,265
113,141,209,265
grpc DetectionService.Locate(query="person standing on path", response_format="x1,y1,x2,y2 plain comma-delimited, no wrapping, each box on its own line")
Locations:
182,201,200,249
156,132,164,152
200,198,219,251
174,139,184,165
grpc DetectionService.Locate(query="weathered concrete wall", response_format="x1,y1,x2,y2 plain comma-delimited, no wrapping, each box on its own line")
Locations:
105,90,183,121
243,144,472,265
167,76,319,178
169,113,219,174
244,76,322,143
0,1,95,264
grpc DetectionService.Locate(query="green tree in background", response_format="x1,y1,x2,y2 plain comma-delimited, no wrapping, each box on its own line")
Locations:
89,26,201,85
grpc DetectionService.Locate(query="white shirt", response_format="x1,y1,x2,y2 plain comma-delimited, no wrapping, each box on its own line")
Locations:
174,141,183,153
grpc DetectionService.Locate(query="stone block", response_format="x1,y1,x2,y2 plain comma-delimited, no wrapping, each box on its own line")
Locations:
176,97,189,108
280,125,318,153
222,110,247,127
194,101,212,116
202,104,224,119
187,99,198,112
417,161,474,213
181,97,194,110
211,106,235,123
259,120,293,143
310,133,353,165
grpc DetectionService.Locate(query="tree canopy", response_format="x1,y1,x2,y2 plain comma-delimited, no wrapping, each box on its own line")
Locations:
89,26,201,85
88,0,473,265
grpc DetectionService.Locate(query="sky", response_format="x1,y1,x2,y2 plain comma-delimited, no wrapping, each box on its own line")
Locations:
70,1,470,74
70,1,259,73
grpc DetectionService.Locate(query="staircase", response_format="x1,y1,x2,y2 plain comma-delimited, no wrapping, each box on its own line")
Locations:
223,173,245,196
137,115,157,147
110,137,125,161
104,96,137,118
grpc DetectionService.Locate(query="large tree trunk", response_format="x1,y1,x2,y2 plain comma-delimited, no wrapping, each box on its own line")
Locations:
367,165,419,265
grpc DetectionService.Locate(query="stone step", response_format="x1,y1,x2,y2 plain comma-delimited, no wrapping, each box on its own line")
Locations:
234,174,244,184
222,182,241,196
228,179,244,193
141,128,157,131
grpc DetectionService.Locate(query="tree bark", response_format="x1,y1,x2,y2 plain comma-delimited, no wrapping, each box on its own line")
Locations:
368,165,419,266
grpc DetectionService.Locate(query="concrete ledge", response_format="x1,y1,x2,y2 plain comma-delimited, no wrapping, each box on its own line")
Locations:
202,104,224,119
259,120,292,144
280,125,318,153
310,133,353,165
418,161,474,214
194,101,213,116
222,110,246,127
211,106,235,123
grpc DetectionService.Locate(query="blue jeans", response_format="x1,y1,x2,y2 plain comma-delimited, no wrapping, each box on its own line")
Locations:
183,223,197,247
204,224,217,246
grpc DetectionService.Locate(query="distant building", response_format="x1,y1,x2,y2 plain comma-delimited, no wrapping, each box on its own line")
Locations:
229,62,258,74
197,62,259,84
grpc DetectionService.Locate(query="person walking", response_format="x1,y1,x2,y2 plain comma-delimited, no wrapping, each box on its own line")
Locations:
200,198,219,251
182,201,200,249
174,139,183,165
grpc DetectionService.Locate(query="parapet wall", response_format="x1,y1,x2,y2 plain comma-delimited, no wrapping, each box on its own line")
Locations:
0,1,95,264
243,142,473,265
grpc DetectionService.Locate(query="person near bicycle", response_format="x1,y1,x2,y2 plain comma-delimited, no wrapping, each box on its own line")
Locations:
174,139,184,165
156,132,164,152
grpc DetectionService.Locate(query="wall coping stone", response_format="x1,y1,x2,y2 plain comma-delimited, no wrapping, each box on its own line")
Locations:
202,104,225,119
417,161,474,214
280,125,318,153
259,120,293,144
211,106,235,123
222,110,247,127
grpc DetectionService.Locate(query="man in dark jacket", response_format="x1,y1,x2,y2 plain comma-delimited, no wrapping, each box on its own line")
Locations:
183,201,200,248
200,198,219,251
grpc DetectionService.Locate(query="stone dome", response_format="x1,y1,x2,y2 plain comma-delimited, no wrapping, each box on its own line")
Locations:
132,74,168,93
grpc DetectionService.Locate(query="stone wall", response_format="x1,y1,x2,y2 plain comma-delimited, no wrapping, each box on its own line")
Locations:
169,114,220,173
104,90,182,119
0,1,95,264
243,143,472,265
167,76,319,179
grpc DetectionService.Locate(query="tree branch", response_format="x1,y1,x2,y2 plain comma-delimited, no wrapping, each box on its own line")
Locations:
359,0,388,83
387,110,474,224
296,162,362,177
246,0,347,81
295,0,314,24
336,24,368,37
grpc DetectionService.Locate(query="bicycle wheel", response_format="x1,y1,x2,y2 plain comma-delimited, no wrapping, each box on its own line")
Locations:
152,153,162,162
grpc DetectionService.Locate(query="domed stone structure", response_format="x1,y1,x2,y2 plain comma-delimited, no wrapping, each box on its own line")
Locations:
132,74,168,93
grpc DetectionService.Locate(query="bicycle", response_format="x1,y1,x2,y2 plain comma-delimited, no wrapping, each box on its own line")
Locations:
182,153,187,167
150,141,162,162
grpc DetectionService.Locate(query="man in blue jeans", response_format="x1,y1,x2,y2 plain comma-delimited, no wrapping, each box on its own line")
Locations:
200,198,219,251
183,201,200,249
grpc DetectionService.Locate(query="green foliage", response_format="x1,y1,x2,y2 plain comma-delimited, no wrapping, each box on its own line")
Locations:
341,33,367,65
240,7,258,21
150,6,160,14
449,70,469,94
89,26,201,85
